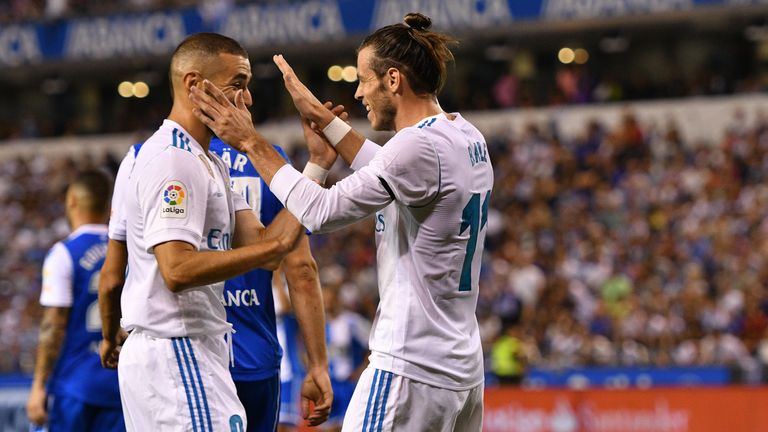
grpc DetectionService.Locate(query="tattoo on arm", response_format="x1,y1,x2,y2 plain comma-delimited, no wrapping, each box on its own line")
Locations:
33,307,69,385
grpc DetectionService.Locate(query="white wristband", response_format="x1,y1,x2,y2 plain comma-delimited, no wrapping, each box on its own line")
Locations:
322,116,352,147
302,162,329,184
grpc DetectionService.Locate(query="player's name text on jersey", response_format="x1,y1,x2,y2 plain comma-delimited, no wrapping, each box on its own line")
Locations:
219,150,249,173
468,141,489,167
79,242,108,271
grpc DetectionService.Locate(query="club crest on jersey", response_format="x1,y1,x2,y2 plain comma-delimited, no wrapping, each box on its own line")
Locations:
161,180,187,218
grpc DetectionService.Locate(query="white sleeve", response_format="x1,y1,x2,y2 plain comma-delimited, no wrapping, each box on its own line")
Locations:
40,242,74,307
270,163,392,234
370,128,441,207
349,139,381,171
108,147,136,241
269,128,439,233
139,152,209,252
233,190,250,212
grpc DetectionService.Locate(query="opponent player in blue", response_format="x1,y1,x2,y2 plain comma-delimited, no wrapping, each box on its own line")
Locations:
274,279,308,432
210,136,330,432
322,282,370,431
27,170,124,432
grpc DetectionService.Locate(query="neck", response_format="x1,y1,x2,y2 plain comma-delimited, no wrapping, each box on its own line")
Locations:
393,95,442,132
168,101,213,151
69,214,106,231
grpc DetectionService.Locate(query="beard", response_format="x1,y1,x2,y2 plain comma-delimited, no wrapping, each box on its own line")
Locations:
373,100,397,131
371,81,397,131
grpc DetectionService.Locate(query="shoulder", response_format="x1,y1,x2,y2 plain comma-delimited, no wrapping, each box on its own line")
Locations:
375,124,441,171
44,241,73,267
375,127,431,164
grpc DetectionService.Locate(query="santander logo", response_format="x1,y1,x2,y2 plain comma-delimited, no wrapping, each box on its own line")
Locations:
484,397,689,432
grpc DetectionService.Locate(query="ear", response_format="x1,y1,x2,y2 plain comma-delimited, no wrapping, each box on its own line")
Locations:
386,67,402,94
65,189,77,211
182,71,202,92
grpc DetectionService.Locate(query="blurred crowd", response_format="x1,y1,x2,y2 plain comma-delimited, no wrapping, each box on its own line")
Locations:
3,108,768,388
480,108,768,384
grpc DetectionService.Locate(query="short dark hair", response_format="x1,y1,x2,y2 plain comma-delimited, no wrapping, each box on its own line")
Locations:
69,170,112,215
169,32,249,98
172,32,249,62
359,13,457,96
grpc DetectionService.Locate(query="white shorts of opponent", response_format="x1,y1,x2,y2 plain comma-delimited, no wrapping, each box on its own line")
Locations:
341,367,483,432
118,330,246,432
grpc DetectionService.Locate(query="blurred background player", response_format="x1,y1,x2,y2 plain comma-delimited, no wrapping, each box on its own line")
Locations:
322,275,370,432
26,170,124,432
209,135,331,432
273,271,307,432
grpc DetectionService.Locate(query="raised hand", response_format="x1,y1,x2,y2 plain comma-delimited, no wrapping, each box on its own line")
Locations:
274,54,336,129
189,80,259,152
302,102,349,169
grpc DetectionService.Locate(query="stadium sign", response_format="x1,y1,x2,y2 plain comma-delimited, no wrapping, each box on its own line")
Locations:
0,0,764,67
65,12,187,60
0,25,42,66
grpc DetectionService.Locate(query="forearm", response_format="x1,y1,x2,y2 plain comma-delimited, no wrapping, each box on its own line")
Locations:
158,239,291,292
284,240,328,370
333,128,369,167
98,239,127,341
32,309,68,388
98,273,123,342
240,135,290,186
270,165,389,234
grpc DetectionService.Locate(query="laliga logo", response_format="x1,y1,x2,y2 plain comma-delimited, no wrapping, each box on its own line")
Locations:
164,184,185,205
162,183,186,217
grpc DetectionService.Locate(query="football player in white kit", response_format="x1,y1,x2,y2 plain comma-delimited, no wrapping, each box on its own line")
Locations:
102,33,323,432
189,13,493,432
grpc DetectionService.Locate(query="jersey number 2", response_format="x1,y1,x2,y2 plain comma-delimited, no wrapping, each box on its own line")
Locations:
459,191,490,291
86,271,102,332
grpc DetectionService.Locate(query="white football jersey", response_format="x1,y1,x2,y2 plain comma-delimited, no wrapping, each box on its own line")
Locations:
121,119,248,337
271,113,493,390
108,145,139,241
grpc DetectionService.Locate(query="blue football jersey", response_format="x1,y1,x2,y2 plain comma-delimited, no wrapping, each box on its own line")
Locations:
42,225,121,407
326,312,370,383
209,138,290,381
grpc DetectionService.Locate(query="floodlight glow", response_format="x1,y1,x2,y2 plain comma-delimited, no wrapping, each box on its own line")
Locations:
574,48,589,64
133,82,149,98
558,48,575,64
341,66,357,82
118,81,133,98
327,65,343,82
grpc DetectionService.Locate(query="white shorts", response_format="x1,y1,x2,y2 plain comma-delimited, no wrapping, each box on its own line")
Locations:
341,367,483,432
118,330,246,432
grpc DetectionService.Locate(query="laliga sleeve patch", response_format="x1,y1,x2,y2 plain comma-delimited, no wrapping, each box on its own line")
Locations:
161,180,188,218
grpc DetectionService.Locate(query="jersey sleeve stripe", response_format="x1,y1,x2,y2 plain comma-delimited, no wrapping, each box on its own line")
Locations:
377,177,395,201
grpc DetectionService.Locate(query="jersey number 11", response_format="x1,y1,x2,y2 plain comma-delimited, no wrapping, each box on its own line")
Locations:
459,191,490,292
